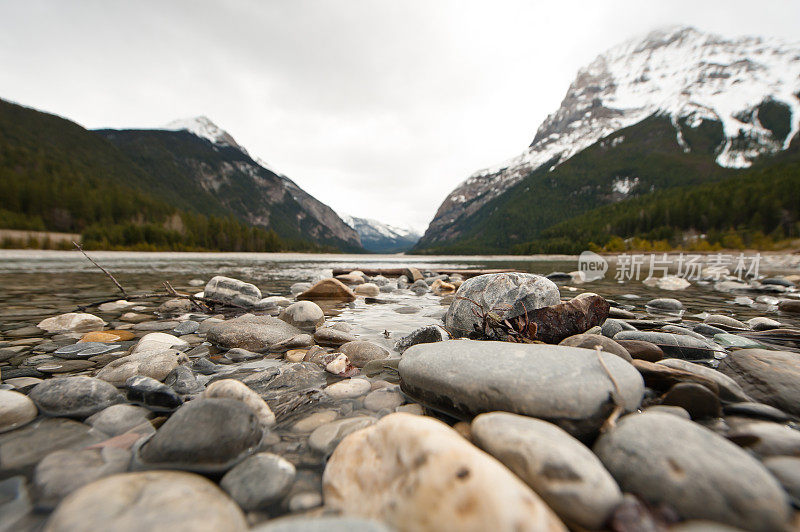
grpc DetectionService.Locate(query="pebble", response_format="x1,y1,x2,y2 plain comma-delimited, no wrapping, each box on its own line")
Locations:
36,313,105,333
472,412,621,529
37,359,96,373
704,314,748,330
615,339,664,362
164,364,204,394
204,379,276,427
291,410,339,433
354,283,380,297
95,349,185,386
722,402,790,422
278,301,325,331
45,471,247,531
726,421,800,457
747,316,782,331
136,398,262,473
778,299,800,313
661,382,721,420
314,327,357,347
0,390,38,433
717,349,800,415
34,447,131,507
85,404,154,436
338,341,389,367
593,412,790,531
29,376,124,418
399,340,643,440
656,358,751,403
204,276,262,307
614,331,717,360
558,333,632,362
309,417,376,455
763,456,800,504
324,378,371,399
206,315,304,351
644,298,684,315
173,320,199,335
220,453,296,511
132,332,187,354
363,387,404,412
323,412,566,531
394,324,450,353
296,278,356,302
224,348,262,362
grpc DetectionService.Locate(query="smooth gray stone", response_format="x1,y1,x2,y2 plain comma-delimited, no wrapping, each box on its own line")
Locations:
33,447,131,508
601,318,636,338
444,273,560,337
747,317,782,331
692,323,728,337
726,421,800,458
722,402,790,422
593,412,790,531
314,328,357,347
614,331,719,360
558,333,632,363
338,341,389,367
242,362,326,403
0,418,105,476
399,340,643,440
125,376,183,412
278,301,324,332
137,398,261,473
206,314,304,351
704,314,748,330
85,404,154,437
29,376,124,418
656,359,752,403
645,298,683,313
661,382,721,420
174,320,200,335
164,365,204,395
717,349,800,415
471,412,621,529
204,275,261,307
224,348,262,362
220,452,296,511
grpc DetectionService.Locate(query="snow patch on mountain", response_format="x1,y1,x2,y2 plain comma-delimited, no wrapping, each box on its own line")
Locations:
164,116,248,155
342,214,420,253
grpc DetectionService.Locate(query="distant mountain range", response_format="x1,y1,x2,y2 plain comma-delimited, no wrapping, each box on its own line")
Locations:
341,214,420,253
0,101,363,251
415,26,800,253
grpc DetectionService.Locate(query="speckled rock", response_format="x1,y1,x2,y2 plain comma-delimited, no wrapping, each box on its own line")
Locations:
29,376,124,418
96,349,186,387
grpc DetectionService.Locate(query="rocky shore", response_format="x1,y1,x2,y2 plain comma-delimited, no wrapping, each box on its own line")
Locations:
1,265,800,531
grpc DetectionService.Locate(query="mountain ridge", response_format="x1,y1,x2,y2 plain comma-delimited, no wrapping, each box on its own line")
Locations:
341,214,420,253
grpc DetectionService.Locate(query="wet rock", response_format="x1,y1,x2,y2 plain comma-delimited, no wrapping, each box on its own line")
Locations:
309,416,376,455
723,402,790,422
354,283,380,297
399,340,643,440
291,410,339,433
137,399,262,473
173,320,199,335
324,378,371,399
394,325,450,354
644,405,691,419
601,318,636,338
614,331,718,360
157,298,193,314
290,282,312,295
525,293,610,344
220,452,296,511
30,376,124,418
314,327,357,347
471,412,622,529
243,362,326,401
444,272,560,337
656,359,751,403
164,365,204,395
747,317,782,331
692,323,728,337
615,339,664,362
0,390,38,433
558,333,632,362
726,421,800,457
125,376,183,412
336,272,366,285
95,349,185,386
713,333,760,349
0,418,104,476
278,301,324,332
204,276,262,307
363,387,404,412
763,456,800,504
85,404,153,436
409,279,429,295
323,412,566,531
37,313,105,334
645,298,683,315
44,471,247,531
133,320,182,332
704,314,748,330
430,279,456,294
338,341,389,367
594,412,790,531
269,334,314,352
717,349,800,415
80,330,134,342
224,348,262,362
778,299,800,313
661,382,721,420
296,278,356,302
632,360,719,395
34,447,130,507
206,314,304,351
204,379,275,427
37,359,96,374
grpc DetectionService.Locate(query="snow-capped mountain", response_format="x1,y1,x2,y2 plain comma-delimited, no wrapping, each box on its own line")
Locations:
341,215,420,253
153,116,360,248
423,26,800,244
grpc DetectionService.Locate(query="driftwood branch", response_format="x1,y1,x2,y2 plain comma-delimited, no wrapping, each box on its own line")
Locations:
73,241,129,298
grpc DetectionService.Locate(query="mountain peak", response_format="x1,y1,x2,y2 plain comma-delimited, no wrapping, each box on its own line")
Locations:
164,116,247,154
341,214,420,253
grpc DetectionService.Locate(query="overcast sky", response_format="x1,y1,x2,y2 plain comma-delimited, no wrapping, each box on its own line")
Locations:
2,1,799,232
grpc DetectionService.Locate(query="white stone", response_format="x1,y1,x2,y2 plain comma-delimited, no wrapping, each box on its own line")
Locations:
0,389,38,433
37,313,105,334
132,333,187,355
323,413,566,531
324,378,371,399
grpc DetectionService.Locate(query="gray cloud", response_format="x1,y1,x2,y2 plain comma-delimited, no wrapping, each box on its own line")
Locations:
2,0,798,231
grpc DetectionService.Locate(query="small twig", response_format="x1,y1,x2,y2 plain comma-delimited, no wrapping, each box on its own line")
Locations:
596,345,624,432
73,241,129,298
